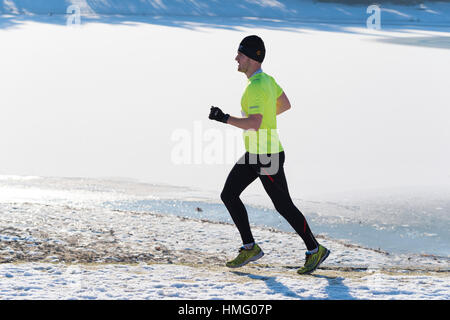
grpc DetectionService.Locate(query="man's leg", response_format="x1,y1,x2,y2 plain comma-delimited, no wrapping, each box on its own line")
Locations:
221,153,259,245
258,152,319,251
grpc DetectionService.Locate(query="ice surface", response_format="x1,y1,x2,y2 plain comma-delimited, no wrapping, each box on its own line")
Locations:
1,7,449,198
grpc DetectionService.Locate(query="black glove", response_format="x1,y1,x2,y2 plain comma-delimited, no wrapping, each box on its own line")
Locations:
209,106,230,124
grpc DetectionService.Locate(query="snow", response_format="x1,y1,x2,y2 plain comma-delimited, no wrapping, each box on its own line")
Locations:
1,262,448,300
0,0,449,299
0,177,448,299
1,1,450,26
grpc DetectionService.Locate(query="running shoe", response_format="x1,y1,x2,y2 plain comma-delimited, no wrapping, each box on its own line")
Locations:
297,244,330,275
226,243,264,268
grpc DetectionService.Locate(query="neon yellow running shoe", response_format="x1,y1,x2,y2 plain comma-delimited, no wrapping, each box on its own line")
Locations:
297,244,330,275
226,244,264,268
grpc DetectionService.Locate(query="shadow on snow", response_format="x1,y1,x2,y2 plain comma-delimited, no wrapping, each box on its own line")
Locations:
231,270,355,299
0,1,449,47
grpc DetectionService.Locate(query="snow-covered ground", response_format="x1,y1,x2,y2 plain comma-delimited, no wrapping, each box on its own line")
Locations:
0,176,448,299
0,1,449,299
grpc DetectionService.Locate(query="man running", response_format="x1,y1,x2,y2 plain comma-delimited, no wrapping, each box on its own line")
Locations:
208,35,330,275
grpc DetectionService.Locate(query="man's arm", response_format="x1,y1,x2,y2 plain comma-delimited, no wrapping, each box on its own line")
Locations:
276,92,291,115
227,114,262,131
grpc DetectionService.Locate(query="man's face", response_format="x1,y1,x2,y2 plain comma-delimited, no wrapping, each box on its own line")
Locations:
235,51,250,73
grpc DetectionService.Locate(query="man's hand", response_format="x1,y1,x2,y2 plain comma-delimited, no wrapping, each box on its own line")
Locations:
208,106,230,124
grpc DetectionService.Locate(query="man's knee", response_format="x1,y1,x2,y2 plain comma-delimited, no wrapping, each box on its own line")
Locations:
220,188,237,204
272,197,295,214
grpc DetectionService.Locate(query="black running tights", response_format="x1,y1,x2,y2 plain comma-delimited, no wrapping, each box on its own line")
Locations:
220,151,319,251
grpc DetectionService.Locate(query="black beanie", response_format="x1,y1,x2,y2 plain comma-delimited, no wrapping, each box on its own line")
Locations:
238,35,265,63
